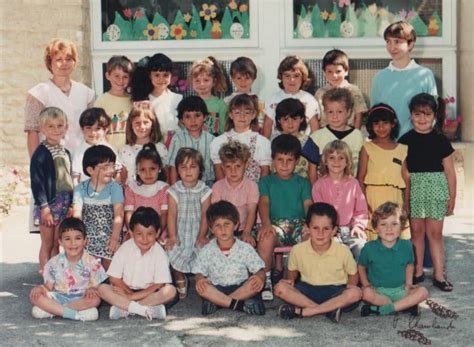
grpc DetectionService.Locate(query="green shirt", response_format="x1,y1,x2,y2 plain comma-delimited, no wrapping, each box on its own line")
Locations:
358,239,414,288
204,96,228,135
258,173,312,221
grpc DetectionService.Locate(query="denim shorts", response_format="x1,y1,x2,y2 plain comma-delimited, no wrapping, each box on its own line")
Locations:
295,282,359,312
48,292,84,305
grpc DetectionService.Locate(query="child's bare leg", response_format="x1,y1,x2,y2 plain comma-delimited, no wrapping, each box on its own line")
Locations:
50,225,60,259
362,286,393,306
227,279,262,301
39,225,55,271
274,281,318,310
257,233,278,272
172,269,187,293
30,292,66,316
139,284,177,306
410,218,426,277
100,258,111,271
198,283,234,307
98,284,131,311
274,254,283,272
66,296,101,311
393,287,429,312
425,219,445,281
302,287,361,317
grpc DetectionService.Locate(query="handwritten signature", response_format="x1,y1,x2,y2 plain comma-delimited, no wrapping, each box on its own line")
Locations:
393,314,456,330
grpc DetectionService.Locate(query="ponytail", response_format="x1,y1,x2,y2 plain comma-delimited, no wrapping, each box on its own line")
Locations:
135,142,167,184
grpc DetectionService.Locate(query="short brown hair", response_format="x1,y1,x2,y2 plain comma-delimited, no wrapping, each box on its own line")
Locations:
383,21,416,46
322,87,354,111
106,55,133,74
218,141,251,164
371,201,408,230
322,49,349,71
175,147,204,180
277,55,310,90
44,38,78,73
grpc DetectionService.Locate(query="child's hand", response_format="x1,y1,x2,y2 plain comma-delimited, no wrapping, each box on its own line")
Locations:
248,274,264,292
84,287,100,299
40,207,55,227
164,238,179,251
350,227,367,240
195,236,209,248
446,196,455,216
195,277,211,295
107,237,120,253
30,285,47,300
120,167,128,185
405,284,417,291
112,285,126,296
241,233,256,247
257,224,276,242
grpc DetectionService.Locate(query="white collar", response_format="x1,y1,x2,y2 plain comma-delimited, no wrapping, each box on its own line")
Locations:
129,180,168,197
387,59,418,71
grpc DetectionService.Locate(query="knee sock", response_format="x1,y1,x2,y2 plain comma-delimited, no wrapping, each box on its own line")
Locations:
379,303,395,315
265,271,271,284
63,307,79,320
128,301,148,317
229,299,244,312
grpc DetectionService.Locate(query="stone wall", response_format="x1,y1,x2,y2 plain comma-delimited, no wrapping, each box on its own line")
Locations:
0,0,91,206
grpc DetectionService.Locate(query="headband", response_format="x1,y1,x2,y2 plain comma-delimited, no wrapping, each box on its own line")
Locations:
369,105,395,116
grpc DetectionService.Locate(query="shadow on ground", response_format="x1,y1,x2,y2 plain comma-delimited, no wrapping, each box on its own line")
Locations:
1,234,473,346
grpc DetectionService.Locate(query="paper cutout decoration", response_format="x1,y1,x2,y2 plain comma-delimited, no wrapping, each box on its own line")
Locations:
106,24,121,41
327,3,341,37
340,3,357,38
151,12,170,40
377,7,390,37
428,11,442,36
409,9,428,36
311,4,326,38
230,22,244,39
221,6,233,39
188,5,203,39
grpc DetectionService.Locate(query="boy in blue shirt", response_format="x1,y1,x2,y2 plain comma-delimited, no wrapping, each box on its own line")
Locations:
358,202,429,316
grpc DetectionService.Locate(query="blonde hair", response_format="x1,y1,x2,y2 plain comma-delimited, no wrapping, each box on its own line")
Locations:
218,140,251,164
39,106,68,127
44,38,78,73
125,102,162,145
372,201,408,230
189,56,227,96
320,140,352,177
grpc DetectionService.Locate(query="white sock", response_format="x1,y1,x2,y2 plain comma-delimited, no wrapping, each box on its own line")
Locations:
128,301,148,317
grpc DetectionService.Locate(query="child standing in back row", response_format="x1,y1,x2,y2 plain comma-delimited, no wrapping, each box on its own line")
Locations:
224,57,265,132
263,55,320,138
315,49,368,129
189,56,228,136
399,93,456,292
94,55,134,151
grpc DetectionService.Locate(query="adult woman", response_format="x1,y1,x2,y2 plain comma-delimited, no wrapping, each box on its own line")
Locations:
24,38,95,156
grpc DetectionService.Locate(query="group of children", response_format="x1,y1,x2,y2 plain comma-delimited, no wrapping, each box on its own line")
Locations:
28,21,456,322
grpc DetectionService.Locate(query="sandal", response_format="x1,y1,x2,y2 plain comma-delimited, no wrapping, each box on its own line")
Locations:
277,304,303,320
176,277,188,300
432,278,453,292
413,272,425,285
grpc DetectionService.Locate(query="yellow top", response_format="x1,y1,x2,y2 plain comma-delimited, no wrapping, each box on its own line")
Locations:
288,240,357,285
363,141,407,188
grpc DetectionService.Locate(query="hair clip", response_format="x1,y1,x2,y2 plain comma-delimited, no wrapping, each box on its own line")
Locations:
133,100,151,107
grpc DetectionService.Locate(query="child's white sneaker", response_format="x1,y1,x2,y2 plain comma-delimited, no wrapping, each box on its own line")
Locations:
109,305,129,320
145,304,166,320
76,308,99,321
261,276,274,301
32,306,54,319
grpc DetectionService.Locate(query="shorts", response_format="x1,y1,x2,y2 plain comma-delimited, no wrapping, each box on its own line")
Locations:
410,172,449,220
375,286,406,302
273,218,305,246
33,191,72,227
215,281,262,301
295,282,359,312
48,292,84,305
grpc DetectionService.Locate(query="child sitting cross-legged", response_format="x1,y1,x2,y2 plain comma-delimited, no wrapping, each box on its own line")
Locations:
358,202,428,317
192,201,266,316
274,203,361,323
257,134,313,300
98,207,177,320
29,217,107,321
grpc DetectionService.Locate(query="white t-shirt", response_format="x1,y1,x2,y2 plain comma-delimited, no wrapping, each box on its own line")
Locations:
107,239,172,289
118,143,168,185
27,79,95,152
149,90,183,135
210,129,271,166
265,89,320,136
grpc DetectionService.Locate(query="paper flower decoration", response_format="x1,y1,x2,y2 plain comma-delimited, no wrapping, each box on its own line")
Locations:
200,4,217,21
239,4,248,12
170,24,187,40
143,23,161,40
123,8,132,18
338,0,350,8
183,12,192,23
320,11,329,20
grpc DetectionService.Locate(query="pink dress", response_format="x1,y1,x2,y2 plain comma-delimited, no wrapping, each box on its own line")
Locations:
124,181,169,215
